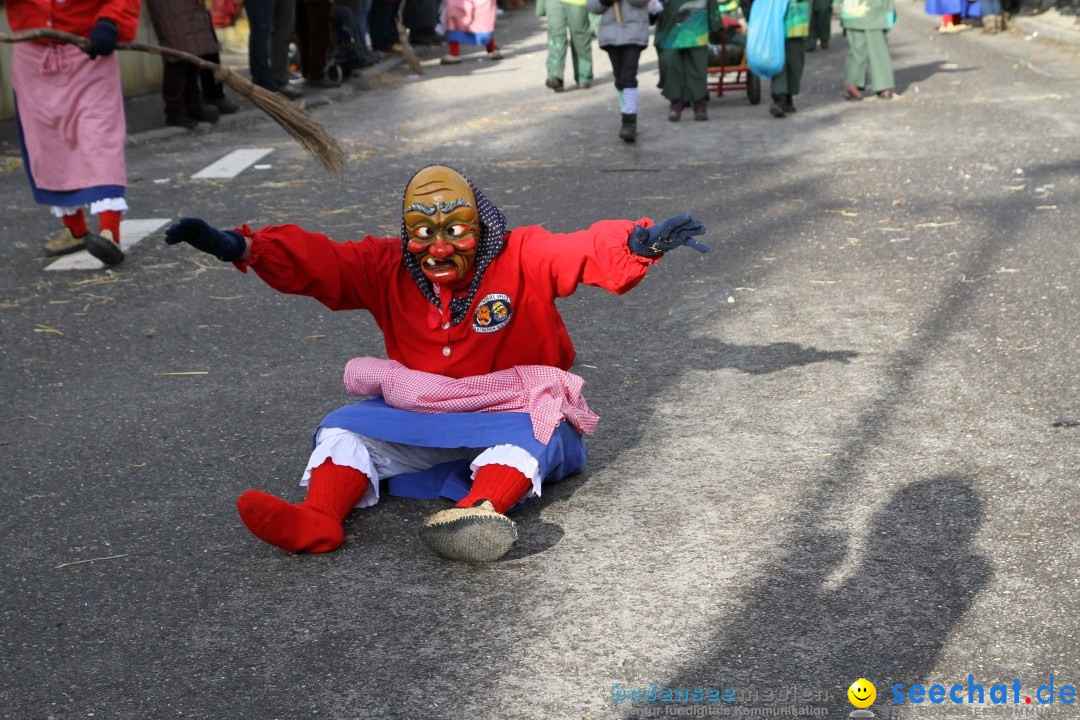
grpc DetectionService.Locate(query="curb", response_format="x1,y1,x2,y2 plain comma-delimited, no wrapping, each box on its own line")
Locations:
126,55,407,146
1009,14,1080,47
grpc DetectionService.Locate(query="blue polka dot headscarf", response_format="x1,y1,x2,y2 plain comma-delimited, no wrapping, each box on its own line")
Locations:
400,165,508,327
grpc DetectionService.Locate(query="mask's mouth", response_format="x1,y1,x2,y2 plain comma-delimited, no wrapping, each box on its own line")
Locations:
421,255,469,282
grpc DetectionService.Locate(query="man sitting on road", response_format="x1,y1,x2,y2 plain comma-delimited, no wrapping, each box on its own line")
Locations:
164,165,708,562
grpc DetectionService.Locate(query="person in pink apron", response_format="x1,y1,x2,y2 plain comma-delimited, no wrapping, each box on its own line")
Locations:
440,0,503,64
5,0,141,266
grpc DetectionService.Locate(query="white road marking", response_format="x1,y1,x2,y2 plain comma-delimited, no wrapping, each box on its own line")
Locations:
46,218,173,271
191,148,275,179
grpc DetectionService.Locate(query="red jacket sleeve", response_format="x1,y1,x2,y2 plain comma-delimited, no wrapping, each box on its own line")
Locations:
233,224,397,312
99,0,142,43
6,0,140,40
515,218,659,298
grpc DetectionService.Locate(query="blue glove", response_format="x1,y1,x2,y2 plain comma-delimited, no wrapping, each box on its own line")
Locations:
87,19,118,59
628,214,709,257
164,218,247,262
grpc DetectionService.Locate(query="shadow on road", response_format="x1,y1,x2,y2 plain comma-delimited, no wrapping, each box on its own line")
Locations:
893,61,979,94
626,475,990,715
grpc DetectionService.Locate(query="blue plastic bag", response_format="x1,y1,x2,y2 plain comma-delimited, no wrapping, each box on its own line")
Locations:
746,0,787,79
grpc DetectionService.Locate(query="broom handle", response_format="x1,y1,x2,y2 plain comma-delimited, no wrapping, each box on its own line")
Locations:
0,28,220,71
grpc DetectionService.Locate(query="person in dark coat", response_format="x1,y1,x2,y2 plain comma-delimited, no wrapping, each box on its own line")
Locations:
296,0,337,86
146,0,240,128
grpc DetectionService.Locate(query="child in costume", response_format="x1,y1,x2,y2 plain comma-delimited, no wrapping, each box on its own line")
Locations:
837,0,896,100
925,0,978,33
804,0,832,50
6,0,141,266
654,0,721,121
587,0,651,142
440,0,503,64
164,165,708,562
768,0,810,118
543,0,596,91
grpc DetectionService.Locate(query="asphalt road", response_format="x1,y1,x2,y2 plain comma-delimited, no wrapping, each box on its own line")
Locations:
1,3,1077,719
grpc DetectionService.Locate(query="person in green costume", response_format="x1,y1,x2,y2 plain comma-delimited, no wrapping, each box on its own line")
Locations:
655,0,720,120
836,0,896,100
769,0,810,118
805,0,832,50
539,0,596,91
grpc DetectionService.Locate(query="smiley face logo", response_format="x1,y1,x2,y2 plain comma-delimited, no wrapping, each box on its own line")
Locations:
848,679,876,709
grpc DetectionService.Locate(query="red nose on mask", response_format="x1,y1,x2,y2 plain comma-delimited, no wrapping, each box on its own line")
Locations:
428,239,454,259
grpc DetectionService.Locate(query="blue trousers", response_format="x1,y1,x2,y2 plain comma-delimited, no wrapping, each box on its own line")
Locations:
243,0,282,90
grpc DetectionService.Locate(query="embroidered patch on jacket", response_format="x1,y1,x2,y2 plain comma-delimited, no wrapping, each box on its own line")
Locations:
473,293,512,333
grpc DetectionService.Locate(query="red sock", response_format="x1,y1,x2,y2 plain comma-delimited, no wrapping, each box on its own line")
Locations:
457,463,532,514
237,459,370,553
486,39,498,52
448,41,460,56
62,209,89,238
97,210,122,244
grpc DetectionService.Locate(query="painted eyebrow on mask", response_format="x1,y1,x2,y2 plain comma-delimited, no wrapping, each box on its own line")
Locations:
405,203,438,215
438,199,473,213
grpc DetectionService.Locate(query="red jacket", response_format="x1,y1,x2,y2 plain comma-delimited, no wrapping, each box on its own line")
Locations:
236,220,658,378
6,0,142,43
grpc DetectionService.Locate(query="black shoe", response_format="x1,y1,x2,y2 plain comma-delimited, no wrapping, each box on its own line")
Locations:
189,105,220,124
165,111,199,129
307,76,341,89
769,94,787,118
783,93,797,113
206,96,240,114
84,230,124,266
619,113,637,143
545,76,564,92
277,85,304,100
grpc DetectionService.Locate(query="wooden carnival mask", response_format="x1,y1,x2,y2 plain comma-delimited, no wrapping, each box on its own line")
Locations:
403,166,481,287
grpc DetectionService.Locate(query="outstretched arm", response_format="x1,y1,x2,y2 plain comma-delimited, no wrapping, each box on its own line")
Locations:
518,214,709,298
164,218,393,311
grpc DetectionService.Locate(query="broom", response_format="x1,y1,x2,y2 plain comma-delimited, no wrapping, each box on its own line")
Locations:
0,28,346,176
395,0,426,75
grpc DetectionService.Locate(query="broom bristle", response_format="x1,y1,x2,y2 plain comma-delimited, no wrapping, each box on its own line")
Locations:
214,67,346,176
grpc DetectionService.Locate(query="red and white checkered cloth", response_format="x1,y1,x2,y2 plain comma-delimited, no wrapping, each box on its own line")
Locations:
343,357,599,443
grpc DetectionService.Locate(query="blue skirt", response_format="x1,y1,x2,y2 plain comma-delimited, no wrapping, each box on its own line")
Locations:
316,398,588,502
925,0,980,17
